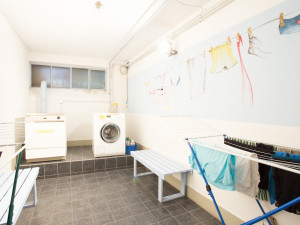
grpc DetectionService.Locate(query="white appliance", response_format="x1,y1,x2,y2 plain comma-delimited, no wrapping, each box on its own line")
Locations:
25,113,67,162
93,113,125,157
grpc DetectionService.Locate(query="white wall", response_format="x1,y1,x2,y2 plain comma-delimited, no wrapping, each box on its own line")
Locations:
0,13,30,170
127,0,300,224
27,53,126,141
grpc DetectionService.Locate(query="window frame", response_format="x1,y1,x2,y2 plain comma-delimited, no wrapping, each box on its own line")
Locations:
30,63,107,91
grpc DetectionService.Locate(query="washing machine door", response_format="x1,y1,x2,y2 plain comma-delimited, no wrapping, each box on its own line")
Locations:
100,123,120,143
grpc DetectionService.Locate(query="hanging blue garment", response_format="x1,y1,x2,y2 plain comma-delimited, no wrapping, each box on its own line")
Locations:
279,14,300,35
268,167,276,205
271,151,300,163
189,141,236,191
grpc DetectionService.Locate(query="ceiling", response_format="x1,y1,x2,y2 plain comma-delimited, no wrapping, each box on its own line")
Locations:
0,0,210,62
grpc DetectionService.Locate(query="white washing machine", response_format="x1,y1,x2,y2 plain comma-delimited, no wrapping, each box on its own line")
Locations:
93,113,125,157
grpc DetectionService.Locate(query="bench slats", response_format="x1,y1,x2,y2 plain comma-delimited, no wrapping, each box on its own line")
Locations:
131,150,192,179
133,152,170,178
0,171,14,195
141,151,178,174
0,171,21,201
0,169,31,223
146,150,189,172
137,151,175,174
0,168,39,225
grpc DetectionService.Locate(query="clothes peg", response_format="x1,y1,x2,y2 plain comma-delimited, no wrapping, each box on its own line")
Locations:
209,47,213,53
227,36,231,45
203,50,206,58
248,27,253,37
279,12,285,27
187,58,191,64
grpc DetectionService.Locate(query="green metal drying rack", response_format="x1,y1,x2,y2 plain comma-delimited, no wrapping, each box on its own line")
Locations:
6,151,23,225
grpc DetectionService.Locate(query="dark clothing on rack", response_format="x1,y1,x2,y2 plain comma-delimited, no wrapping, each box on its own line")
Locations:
273,168,300,214
258,164,270,190
256,143,274,194
256,143,274,155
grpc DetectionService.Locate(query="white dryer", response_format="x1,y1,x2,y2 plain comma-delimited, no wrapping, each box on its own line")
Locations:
93,113,125,157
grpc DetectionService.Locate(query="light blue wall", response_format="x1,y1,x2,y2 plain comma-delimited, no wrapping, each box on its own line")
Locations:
128,0,300,127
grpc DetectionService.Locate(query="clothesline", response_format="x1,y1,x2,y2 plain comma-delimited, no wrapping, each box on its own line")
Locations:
187,7,300,60
186,138,300,175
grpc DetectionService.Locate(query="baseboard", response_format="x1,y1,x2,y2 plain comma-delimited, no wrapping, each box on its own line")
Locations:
67,140,147,149
136,142,148,150
166,175,244,225
67,140,92,147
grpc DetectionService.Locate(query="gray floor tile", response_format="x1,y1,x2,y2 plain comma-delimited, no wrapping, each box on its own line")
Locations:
58,162,70,175
175,212,199,225
109,198,127,210
51,211,72,224
83,160,95,172
30,216,51,225
89,195,107,206
73,216,94,225
45,163,58,176
179,199,200,211
116,217,138,225
150,208,172,222
134,212,157,225
73,206,91,221
165,203,186,216
105,192,122,201
111,206,132,221
93,211,114,224
143,200,164,211
123,195,141,206
200,218,223,225
129,203,149,216
190,208,214,222
91,202,110,214
72,198,90,209
71,161,83,173
159,217,181,225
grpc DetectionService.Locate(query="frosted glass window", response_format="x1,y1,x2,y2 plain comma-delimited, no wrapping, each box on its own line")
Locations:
72,68,88,89
31,64,105,90
91,70,105,89
52,67,70,88
31,65,51,87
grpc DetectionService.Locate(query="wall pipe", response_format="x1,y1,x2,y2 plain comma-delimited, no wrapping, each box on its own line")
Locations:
108,0,168,107
129,0,235,67
41,80,47,113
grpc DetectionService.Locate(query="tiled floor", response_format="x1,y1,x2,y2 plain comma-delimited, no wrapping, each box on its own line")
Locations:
21,146,95,164
16,168,222,225
20,146,134,179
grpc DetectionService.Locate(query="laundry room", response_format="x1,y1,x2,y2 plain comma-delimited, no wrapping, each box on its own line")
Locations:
0,0,300,225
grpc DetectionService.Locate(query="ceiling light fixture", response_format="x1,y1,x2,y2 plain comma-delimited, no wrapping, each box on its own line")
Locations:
158,40,177,57
95,1,102,9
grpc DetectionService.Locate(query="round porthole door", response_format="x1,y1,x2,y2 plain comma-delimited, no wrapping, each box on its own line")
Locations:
100,123,120,143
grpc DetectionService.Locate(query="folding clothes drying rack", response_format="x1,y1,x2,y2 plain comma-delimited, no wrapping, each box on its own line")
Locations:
186,135,300,225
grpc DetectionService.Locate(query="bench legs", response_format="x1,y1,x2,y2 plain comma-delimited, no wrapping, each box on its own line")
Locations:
132,158,189,203
24,181,37,207
158,172,187,202
133,158,154,178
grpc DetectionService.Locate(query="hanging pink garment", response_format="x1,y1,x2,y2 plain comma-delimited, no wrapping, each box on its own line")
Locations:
237,33,253,107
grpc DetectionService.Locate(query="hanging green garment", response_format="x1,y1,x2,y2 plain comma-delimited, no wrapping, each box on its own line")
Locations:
189,140,236,191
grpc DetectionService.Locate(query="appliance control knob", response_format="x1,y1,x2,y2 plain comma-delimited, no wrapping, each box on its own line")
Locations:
57,116,60,120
